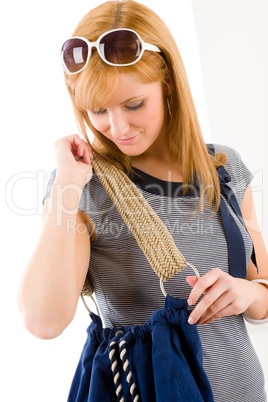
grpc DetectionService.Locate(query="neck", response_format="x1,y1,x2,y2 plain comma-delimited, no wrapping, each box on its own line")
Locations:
130,131,174,166
130,149,183,183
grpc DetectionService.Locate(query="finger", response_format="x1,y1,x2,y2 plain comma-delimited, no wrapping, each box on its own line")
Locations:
82,150,92,165
186,275,198,288
75,141,92,165
188,268,223,306
200,303,236,325
82,145,93,164
188,284,228,325
64,134,93,158
71,134,83,146
197,291,235,324
73,142,83,160
69,134,87,152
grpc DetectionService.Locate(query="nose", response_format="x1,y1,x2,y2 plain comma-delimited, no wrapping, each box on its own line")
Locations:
109,111,130,139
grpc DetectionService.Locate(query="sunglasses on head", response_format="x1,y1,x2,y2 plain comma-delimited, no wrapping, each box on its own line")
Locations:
61,28,161,74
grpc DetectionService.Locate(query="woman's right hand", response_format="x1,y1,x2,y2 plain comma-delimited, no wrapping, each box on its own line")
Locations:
54,134,93,187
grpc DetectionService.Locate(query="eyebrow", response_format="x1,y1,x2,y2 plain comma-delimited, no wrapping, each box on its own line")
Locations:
120,95,145,105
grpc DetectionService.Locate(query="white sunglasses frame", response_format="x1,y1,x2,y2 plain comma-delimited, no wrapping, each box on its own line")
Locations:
61,28,161,74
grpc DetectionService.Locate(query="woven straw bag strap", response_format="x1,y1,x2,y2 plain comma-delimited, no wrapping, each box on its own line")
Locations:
81,153,190,297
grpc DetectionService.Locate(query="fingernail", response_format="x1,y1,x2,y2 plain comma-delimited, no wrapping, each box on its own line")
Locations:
187,298,193,306
188,316,194,325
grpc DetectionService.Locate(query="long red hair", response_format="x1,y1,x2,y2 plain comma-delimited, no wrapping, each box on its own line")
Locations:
64,0,226,212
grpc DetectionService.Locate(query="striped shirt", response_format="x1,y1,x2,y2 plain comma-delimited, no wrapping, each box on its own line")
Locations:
44,144,266,401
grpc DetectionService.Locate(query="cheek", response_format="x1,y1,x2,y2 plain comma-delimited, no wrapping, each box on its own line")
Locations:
88,115,109,134
135,98,165,131
146,99,165,130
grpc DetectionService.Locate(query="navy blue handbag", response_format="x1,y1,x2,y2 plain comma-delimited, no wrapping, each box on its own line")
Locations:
68,295,214,402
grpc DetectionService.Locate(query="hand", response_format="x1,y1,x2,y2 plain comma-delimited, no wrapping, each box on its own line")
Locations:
54,134,93,187
186,268,257,325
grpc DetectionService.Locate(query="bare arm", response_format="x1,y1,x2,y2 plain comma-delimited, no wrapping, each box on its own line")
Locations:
187,185,268,325
17,135,93,339
240,184,268,319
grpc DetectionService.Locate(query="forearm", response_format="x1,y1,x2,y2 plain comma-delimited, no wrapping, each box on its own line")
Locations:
18,177,84,337
243,280,268,321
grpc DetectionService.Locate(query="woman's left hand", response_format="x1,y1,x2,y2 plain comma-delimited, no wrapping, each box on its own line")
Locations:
186,268,257,325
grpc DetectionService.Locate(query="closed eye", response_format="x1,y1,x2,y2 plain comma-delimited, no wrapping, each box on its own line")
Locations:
91,99,144,115
92,108,107,115
126,100,144,111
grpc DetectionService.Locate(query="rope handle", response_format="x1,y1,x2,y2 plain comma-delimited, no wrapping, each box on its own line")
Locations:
82,153,194,297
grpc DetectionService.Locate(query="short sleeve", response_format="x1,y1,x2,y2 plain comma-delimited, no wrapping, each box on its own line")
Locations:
42,169,105,238
42,168,95,214
78,181,95,216
42,169,57,205
214,144,254,207
76,174,112,239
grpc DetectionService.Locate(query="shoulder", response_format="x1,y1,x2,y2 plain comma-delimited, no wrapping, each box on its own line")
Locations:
210,143,242,163
212,143,251,175
211,143,254,204
43,168,109,216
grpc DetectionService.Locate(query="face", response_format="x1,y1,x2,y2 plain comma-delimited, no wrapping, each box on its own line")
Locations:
88,74,167,158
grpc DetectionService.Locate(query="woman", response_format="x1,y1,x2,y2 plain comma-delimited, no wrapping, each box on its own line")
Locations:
18,0,268,400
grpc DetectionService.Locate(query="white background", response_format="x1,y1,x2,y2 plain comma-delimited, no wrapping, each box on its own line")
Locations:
1,0,267,401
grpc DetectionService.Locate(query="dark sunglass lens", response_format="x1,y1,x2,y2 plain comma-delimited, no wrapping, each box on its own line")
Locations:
62,38,88,73
99,30,142,64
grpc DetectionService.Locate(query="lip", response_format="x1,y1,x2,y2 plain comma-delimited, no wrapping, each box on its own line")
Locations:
117,133,139,145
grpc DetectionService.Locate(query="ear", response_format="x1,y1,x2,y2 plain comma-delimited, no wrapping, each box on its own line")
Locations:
162,76,171,97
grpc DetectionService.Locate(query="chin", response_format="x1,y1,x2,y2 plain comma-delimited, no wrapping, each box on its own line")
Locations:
118,148,146,158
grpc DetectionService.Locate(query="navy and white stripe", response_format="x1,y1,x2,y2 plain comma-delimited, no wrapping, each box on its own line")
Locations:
43,144,266,401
